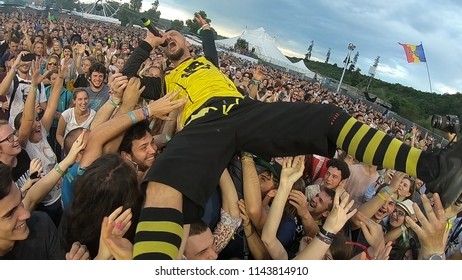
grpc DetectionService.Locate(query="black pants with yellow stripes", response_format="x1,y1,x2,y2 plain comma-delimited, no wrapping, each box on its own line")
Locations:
143,96,436,224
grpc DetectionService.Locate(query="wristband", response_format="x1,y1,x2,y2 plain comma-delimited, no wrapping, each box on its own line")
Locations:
251,79,261,85
54,164,66,177
108,98,120,109
315,232,333,245
377,192,387,202
319,227,336,239
128,111,137,125
382,185,392,196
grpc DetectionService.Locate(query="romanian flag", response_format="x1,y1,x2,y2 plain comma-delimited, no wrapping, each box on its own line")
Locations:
399,43,426,63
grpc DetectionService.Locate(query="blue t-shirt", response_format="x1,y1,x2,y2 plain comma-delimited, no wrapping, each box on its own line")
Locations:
45,86,73,127
61,163,85,210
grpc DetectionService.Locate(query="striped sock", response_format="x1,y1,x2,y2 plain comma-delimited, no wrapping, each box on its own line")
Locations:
133,207,183,260
328,112,437,181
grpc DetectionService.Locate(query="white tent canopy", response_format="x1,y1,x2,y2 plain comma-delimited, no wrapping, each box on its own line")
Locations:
216,27,316,78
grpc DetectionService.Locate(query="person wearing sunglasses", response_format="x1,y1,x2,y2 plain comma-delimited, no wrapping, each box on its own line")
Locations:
41,55,60,86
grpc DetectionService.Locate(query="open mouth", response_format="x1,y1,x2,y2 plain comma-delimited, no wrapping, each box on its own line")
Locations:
15,222,26,230
168,40,177,51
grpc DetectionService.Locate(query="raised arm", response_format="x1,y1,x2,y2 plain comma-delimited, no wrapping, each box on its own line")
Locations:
212,169,242,254
0,52,24,96
294,190,356,260
121,33,163,100
79,79,185,168
23,131,86,211
41,64,67,132
261,156,304,260
195,13,218,67
238,199,271,260
55,115,67,148
288,190,319,237
241,153,267,233
18,58,46,147
350,172,404,230
89,72,127,130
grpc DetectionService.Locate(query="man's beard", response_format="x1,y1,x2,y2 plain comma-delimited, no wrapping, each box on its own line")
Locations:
167,47,185,62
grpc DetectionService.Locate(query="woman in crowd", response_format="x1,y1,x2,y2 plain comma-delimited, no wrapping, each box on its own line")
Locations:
384,199,419,260
56,88,96,148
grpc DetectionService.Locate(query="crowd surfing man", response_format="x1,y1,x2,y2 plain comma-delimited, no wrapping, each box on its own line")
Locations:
123,15,462,260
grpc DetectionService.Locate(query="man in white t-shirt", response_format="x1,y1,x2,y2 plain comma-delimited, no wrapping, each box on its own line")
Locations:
0,52,47,126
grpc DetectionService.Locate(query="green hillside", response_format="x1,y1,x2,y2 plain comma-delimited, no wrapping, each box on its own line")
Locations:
288,57,462,131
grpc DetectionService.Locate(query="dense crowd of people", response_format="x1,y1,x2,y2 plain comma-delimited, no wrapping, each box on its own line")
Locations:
0,10,461,261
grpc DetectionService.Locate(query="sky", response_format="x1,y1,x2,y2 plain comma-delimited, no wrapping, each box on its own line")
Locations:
89,0,462,94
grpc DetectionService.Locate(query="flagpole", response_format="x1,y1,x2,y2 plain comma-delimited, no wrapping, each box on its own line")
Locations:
421,41,433,93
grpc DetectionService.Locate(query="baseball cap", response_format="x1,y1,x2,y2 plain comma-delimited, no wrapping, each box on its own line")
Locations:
254,157,282,180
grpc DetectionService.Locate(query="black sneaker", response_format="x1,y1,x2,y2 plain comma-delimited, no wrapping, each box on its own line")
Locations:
426,142,462,209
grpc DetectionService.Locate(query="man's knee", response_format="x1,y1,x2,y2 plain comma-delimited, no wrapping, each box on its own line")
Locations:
144,181,183,210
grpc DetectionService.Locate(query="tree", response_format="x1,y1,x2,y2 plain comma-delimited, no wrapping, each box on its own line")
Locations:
234,38,249,54
171,20,184,30
117,3,133,27
130,0,142,12
141,0,161,24
185,10,210,35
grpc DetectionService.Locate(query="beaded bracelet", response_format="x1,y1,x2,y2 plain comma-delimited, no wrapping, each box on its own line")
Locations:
141,106,150,120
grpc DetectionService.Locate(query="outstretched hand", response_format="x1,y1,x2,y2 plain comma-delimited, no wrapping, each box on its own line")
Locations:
405,193,448,259
109,72,129,100
122,77,145,106
322,189,357,234
288,190,309,218
63,130,87,166
356,211,391,260
30,58,49,86
97,206,133,260
194,12,208,27
253,66,265,81
279,155,305,186
147,89,186,121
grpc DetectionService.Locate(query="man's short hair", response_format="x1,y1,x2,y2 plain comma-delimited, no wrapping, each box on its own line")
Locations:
118,120,151,154
87,62,107,80
64,128,85,155
323,187,336,212
327,158,350,180
189,220,209,237
10,36,20,44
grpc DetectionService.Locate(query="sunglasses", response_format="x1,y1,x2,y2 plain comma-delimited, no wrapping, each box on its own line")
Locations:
48,62,58,66
0,130,18,144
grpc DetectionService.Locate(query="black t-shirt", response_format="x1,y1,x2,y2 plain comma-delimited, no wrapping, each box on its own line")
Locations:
11,149,31,189
0,211,65,260
73,73,89,88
